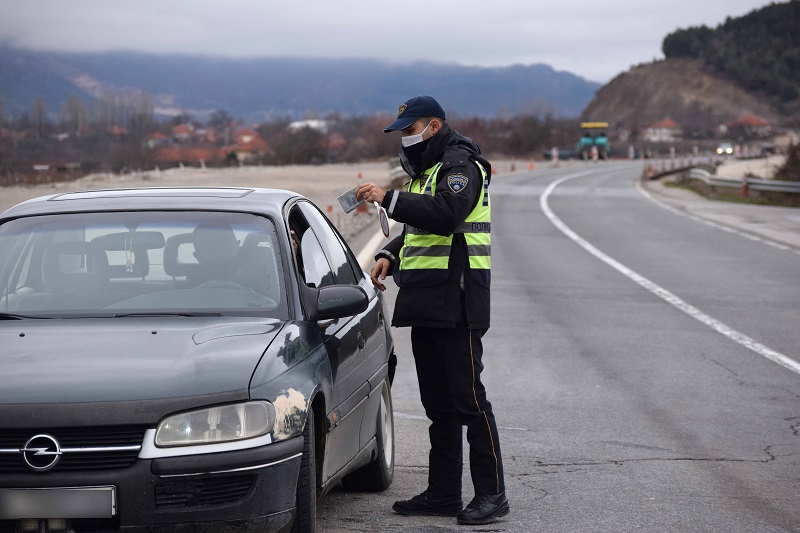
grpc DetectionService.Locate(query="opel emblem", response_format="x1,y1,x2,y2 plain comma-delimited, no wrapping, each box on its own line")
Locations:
21,434,62,472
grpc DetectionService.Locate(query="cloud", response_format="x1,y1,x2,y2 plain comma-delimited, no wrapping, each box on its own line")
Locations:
0,0,778,82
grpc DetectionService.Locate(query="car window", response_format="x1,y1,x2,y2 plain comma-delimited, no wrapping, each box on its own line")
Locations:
299,229,336,289
297,202,360,286
0,211,289,318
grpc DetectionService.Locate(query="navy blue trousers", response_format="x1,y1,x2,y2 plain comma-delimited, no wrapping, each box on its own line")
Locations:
411,324,505,497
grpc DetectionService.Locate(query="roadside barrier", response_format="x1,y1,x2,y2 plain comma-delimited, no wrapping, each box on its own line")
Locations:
688,167,800,195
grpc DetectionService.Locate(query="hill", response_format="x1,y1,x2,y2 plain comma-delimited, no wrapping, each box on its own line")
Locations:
662,0,800,115
0,47,601,120
581,58,781,134
582,1,800,133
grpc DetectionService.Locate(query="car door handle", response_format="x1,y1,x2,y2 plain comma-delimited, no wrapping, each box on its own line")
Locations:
357,331,366,350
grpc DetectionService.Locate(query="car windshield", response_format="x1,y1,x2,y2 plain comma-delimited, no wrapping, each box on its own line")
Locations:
0,211,289,318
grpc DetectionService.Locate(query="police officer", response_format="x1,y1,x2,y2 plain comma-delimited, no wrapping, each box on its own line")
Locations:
355,95,509,526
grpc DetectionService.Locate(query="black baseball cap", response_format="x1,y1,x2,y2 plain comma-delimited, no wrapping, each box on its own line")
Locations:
384,95,446,133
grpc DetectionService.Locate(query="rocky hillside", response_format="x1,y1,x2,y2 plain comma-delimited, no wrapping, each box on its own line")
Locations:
580,58,781,134
582,1,800,135
662,0,799,115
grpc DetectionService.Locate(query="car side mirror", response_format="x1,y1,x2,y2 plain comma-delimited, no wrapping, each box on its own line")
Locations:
302,284,369,322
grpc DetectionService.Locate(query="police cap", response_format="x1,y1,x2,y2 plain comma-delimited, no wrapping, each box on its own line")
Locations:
384,95,446,133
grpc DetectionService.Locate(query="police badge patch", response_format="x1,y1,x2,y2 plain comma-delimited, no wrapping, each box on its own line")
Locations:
447,173,468,193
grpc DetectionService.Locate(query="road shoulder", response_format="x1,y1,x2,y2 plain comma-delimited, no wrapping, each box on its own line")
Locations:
639,176,800,252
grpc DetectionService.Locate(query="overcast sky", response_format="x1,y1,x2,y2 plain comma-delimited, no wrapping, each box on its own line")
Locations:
0,0,779,83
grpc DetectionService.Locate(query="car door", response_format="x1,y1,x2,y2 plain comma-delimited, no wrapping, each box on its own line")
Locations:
293,202,369,481
326,218,390,447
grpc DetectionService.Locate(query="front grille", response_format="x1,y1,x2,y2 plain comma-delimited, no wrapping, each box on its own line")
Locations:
0,425,148,473
155,474,255,509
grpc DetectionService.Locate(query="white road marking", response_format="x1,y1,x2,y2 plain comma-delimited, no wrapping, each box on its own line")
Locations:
541,171,800,376
357,220,400,269
635,179,798,256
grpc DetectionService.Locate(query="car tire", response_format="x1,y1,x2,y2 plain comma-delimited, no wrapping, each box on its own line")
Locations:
341,381,394,491
292,407,317,533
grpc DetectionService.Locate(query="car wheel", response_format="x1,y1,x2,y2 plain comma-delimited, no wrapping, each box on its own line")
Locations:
292,407,317,533
341,381,394,491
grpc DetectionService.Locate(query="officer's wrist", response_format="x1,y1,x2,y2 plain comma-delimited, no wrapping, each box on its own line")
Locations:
375,249,396,274
381,190,399,217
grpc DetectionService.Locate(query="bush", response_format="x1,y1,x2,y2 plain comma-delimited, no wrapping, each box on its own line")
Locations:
773,144,800,182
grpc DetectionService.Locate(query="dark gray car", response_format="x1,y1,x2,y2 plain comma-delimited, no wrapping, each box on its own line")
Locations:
0,187,396,533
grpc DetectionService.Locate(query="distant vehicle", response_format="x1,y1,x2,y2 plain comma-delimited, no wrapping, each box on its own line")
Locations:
542,148,578,160
760,143,778,156
576,122,610,160
0,187,396,533
716,143,734,156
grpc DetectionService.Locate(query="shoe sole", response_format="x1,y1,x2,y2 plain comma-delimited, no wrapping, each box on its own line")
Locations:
456,502,510,525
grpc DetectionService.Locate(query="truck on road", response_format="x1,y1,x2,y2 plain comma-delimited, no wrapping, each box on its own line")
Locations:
577,121,610,160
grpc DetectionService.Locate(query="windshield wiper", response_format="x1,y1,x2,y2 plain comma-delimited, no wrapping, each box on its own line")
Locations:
0,312,39,320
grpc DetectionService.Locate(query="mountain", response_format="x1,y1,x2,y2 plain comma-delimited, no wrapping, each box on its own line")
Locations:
581,58,782,132
662,0,800,115
582,1,800,131
0,47,601,120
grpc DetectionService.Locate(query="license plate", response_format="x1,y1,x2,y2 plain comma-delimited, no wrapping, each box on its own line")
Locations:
0,487,116,519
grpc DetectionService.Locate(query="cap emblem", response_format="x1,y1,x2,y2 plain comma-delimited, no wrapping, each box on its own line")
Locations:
397,104,407,117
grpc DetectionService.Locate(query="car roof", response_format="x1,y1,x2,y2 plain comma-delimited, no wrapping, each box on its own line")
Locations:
0,187,304,220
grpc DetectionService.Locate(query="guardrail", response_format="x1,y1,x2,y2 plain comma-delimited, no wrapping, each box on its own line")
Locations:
689,168,800,194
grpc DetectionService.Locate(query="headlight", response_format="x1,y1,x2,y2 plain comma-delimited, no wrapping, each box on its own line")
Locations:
155,401,276,447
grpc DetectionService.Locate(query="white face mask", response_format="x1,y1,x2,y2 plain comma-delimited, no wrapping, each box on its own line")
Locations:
401,122,431,148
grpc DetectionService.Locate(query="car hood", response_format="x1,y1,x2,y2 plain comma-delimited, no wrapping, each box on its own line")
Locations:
0,317,285,405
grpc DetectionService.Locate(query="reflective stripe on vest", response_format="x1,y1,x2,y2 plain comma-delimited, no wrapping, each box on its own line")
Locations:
399,160,491,285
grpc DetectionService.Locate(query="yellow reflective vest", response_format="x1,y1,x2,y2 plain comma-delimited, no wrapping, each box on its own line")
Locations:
398,160,491,287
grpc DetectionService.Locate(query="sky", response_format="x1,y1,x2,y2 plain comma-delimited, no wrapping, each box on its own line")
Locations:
0,0,780,83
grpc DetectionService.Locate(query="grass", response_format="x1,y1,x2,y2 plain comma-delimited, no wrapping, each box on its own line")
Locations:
664,180,778,206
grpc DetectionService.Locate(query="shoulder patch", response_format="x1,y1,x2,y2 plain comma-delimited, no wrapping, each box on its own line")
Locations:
447,173,469,193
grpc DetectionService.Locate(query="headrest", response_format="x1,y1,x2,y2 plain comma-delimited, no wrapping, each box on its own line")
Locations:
163,233,196,278
192,223,239,265
42,241,110,290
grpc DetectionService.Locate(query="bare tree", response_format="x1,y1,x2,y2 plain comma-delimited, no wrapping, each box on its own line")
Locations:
127,92,155,140
31,96,48,140
58,95,87,136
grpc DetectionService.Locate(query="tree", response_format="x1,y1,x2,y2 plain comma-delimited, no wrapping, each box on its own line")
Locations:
662,25,713,59
127,93,155,140
31,96,49,140
773,143,800,182
271,126,325,165
208,110,234,129
58,95,87,135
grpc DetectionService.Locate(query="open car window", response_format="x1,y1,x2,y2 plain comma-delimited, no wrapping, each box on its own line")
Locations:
0,211,289,319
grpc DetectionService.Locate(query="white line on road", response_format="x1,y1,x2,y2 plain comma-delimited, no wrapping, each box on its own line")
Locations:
357,220,400,270
541,171,800,376
635,179,799,256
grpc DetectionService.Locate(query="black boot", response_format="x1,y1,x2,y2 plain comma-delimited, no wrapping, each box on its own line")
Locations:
457,492,509,525
392,489,463,517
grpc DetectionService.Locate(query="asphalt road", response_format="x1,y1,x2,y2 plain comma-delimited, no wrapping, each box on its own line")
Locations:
319,161,800,532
